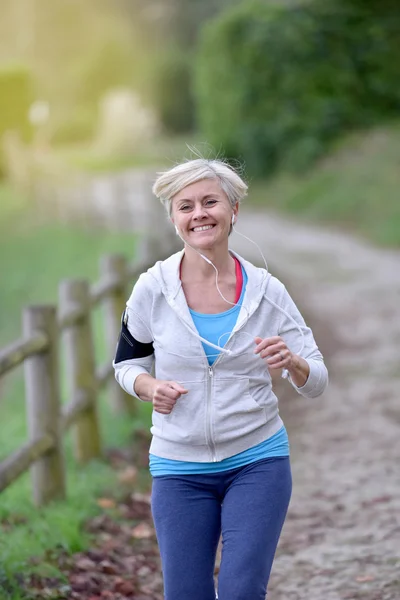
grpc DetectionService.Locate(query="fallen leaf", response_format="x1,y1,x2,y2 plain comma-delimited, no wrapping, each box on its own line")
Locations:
117,466,138,485
355,574,375,583
99,560,119,575
96,498,116,509
131,492,151,504
131,523,154,539
75,557,97,571
114,579,135,595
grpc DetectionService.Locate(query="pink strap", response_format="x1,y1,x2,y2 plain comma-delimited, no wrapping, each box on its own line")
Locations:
234,257,243,304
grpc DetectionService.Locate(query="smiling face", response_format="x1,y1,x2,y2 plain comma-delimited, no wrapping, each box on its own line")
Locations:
171,179,238,251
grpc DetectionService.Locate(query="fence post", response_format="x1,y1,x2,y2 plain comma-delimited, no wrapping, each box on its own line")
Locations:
100,254,135,414
23,305,66,506
59,280,101,462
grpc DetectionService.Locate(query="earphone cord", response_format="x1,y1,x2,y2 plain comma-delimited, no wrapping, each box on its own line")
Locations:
174,219,306,367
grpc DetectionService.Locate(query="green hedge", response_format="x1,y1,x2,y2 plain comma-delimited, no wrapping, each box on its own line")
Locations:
0,65,32,142
149,48,195,133
195,0,400,175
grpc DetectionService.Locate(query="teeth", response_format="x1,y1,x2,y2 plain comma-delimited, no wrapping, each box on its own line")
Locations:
193,225,214,232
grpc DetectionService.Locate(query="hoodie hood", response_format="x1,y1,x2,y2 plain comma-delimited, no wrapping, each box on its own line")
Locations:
143,249,271,353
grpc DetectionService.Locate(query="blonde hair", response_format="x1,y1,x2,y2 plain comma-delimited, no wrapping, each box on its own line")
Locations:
152,158,248,216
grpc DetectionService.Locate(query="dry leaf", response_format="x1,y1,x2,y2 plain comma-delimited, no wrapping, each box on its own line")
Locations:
355,575,375,583
96,498,116,509
75,557,97,571
117,466,138,485
131,492,151,504
131,522,154,539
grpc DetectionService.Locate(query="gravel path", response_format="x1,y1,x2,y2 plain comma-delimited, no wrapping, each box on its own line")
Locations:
231,210,400,600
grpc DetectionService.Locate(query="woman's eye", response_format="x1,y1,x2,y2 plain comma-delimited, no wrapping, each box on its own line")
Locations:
205,199,217,206
179,205,190,211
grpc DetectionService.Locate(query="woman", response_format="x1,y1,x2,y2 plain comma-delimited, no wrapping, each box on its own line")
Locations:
113,158,328,600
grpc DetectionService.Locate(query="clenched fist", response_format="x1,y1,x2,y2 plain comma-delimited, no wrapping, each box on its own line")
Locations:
151,380,188,414
134,374,188,414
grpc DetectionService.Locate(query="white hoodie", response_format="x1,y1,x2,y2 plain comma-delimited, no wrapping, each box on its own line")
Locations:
113,250,328,462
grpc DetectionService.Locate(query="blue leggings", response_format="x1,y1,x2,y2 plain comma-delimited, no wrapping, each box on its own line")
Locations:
151,457,292,600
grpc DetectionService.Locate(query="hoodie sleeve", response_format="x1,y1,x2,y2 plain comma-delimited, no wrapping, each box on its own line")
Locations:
113,273,155,400
276,284,328,398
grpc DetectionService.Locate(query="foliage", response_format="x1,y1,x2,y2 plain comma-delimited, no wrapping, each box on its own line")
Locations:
0,64,32,142
75,39,137,109
49,108,98,145
248,122,400,246
149,48,195,133
195,0,400,175
0,64,33,178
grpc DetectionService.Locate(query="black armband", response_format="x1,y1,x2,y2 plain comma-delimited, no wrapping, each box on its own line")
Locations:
114,311,154,363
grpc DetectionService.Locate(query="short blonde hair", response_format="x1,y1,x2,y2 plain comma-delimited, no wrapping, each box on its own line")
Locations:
152,158,248,216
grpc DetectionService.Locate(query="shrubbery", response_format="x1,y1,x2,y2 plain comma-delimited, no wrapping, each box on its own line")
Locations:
0,64,32,178
0,64,32,142
149,49,195,134
195,0,400,175
50,108,98,145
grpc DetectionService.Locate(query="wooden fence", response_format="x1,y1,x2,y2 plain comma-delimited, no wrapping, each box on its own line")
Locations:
0,235,175,507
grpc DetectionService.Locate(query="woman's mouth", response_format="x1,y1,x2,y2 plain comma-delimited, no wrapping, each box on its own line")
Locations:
191,225,215,232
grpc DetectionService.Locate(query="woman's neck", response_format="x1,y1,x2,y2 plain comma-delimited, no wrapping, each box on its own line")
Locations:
181,245,235,280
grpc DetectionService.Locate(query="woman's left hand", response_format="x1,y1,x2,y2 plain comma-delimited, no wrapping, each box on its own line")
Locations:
254,336,292,370
254,335,310,387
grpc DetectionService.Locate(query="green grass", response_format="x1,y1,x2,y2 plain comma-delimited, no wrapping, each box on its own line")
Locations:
0,188,152,595
248,122,400,247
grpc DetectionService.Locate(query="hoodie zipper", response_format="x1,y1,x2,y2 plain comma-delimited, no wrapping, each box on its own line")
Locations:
206,366,217,462
203,308,254,463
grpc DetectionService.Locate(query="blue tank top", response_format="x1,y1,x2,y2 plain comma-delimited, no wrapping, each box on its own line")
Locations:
150,263,289,476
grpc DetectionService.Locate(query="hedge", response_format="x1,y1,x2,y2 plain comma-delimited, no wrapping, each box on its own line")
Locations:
0,65,32,142
195,0,400,175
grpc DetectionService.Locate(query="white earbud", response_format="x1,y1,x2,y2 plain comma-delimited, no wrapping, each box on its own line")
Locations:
175,225,179,235
231,214,235,226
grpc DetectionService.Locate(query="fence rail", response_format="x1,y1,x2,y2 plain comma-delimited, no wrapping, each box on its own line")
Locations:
0,235,175,505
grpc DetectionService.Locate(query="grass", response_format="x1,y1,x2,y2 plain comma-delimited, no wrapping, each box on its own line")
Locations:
0,186,153,596
248,122,400,247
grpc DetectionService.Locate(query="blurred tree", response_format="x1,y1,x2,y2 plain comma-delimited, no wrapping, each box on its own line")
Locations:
195,0,400,175
113,0,243,133
0,0,142,142
0,65,32,142
0,64,33,178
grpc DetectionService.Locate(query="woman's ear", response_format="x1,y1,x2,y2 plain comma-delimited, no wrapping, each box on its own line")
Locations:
232,202,239,224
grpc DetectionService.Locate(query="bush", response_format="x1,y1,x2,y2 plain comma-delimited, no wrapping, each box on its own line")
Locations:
149,49,195,133
195,0,400,175
50,109,98,145
0,64,33,142
0,65,33,177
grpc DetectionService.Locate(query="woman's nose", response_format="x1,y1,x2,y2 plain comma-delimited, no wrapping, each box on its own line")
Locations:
193,205,207,220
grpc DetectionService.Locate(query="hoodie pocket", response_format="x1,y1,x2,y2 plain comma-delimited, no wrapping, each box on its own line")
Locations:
161,380,207,446
213,377,267,442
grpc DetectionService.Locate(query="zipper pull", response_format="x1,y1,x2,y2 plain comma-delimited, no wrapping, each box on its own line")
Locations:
208,367,213,377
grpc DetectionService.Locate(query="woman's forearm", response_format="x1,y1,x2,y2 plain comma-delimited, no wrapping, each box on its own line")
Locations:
287,354,310,388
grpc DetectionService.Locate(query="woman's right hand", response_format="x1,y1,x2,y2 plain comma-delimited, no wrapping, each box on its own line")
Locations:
134,374,188,414
151,380,188,414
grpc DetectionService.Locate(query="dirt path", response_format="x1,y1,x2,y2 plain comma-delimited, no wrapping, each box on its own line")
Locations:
231,210,400,600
